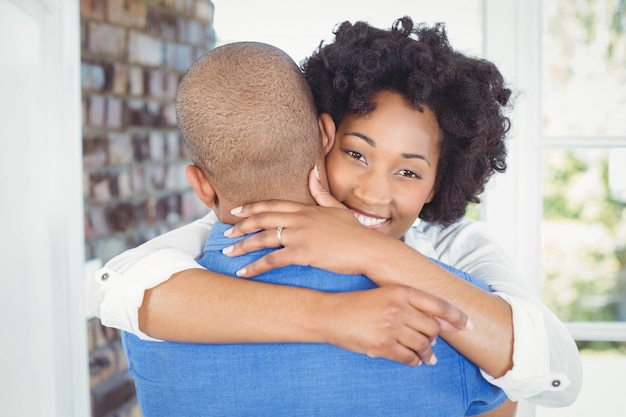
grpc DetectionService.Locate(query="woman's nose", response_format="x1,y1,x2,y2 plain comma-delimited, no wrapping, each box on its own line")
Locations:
353,169,392,206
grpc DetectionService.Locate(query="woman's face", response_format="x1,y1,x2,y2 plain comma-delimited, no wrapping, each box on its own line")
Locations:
325,90,441,239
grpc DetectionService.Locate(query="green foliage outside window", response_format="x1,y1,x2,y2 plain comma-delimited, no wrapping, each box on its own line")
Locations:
542,150,625,325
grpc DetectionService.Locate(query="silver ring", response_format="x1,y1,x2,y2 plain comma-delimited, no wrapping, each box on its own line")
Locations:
276,226,283,245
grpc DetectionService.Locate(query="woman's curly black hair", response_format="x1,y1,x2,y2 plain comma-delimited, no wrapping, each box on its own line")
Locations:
301,17,513,226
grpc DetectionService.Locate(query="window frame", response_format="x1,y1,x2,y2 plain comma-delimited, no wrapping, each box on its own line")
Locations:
482,0,626,342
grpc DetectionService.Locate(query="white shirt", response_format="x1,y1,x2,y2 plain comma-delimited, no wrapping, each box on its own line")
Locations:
89,211,582,407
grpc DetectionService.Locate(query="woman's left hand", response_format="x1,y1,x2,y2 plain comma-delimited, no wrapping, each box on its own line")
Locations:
223,169,396,277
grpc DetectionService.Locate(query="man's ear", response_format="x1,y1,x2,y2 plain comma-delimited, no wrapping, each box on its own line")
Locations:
186,165,217,208
318,113,336,156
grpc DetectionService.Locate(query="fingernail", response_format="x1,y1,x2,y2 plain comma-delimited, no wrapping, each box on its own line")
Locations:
465,319,474,331
231,206,242,215
314,164,320,181
427,354,438,365
222,245,233,255
223,227,233,237
430,338,437,347
236,267,246,277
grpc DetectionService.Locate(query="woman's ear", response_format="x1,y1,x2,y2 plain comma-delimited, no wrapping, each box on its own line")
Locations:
318,113,336,156
425,187,436,204
186,165,217,208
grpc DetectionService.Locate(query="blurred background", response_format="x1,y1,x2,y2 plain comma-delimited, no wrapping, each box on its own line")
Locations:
1,0,624,416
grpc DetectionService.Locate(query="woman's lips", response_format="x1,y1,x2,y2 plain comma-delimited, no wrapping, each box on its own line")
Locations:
349,208,389,228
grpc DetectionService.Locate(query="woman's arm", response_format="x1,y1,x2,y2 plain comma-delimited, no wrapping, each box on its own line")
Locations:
89,211,217,338
223,199,581,407
421,219,582,406
224,202,513,376
140,270,469,366
351,233,516,378
89,212,470,366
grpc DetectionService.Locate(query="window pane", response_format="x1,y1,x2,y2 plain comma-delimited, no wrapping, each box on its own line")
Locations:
541,148,626,323
542,0,626,136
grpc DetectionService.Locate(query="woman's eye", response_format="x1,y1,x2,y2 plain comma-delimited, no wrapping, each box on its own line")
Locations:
399,169,421,180
346,150,365,162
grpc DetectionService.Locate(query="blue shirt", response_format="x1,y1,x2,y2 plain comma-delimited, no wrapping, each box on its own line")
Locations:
123,222,507,417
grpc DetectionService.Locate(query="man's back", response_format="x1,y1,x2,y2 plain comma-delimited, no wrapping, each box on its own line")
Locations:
123,223,506,417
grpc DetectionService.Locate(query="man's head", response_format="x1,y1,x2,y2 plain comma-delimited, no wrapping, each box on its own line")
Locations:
177,42,328,220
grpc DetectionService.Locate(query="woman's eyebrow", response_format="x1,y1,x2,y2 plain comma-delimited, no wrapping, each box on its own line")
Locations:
402,152,431,166
345,132,376,147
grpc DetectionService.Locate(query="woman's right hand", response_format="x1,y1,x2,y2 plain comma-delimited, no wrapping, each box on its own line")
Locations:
322,284,471,367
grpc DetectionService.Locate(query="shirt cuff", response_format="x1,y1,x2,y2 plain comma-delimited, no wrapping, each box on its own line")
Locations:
481,291,571,401
93,249,204,341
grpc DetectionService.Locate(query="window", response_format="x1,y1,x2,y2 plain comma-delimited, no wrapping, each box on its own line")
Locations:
526,0,625,416
540,0,626,341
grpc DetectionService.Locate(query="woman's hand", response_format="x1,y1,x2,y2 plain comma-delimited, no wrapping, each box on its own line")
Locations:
224,169,392,277
225,200,382,276
324,284,472,367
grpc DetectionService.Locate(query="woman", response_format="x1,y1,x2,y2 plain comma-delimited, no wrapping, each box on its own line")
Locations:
91,17,581,407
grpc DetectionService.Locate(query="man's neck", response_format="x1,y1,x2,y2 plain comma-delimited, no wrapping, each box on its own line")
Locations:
214,188,317,225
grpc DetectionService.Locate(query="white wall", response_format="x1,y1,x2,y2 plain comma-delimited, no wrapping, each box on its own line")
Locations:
0,1,89,415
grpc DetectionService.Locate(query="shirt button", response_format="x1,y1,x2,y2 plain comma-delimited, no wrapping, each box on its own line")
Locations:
551,379,561,387
101,272,109,281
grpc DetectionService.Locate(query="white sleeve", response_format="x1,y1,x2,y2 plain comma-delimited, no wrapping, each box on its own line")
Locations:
408,219,582,407
87,211,218,340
